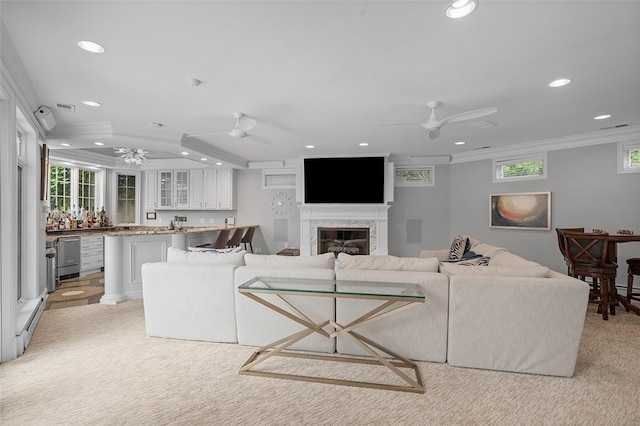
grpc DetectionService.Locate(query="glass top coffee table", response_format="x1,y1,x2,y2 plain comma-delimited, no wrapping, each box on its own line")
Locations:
237,276,425,393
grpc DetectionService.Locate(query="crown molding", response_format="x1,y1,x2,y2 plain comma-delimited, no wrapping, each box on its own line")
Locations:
450,125,640,164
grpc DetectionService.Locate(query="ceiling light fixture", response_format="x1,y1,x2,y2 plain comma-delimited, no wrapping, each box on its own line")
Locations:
215,162,222,166
82,100,102,107
594,114,612,120
305,145,315,149
114,147,148,166
548,78,572,88
445,0,478,19
359,142,369,147
94,142,104,146
454,141,466,145
181,152,189,156
77,40,105,53
61,143,71,147
200,158,207,161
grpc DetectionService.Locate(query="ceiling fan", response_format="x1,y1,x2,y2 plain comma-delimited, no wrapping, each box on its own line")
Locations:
382,101,497,140
187,112,257,140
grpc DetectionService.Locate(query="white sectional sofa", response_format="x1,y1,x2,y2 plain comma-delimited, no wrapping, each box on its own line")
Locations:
140,236,590,378
421,236,590,377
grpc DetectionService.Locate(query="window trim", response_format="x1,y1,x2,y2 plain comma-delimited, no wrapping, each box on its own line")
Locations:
618,141,640,174
394,165,435,187
493,153,547,183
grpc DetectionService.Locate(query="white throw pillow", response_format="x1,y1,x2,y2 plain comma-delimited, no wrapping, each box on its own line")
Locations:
167,247,246,266
337,253,439,272
439,262,550,277
243,252,335,269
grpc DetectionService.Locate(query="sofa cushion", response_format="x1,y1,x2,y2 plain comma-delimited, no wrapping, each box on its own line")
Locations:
448,235,471,261
167,247,246,266
337,253,439,272
489,251,543,268
243,252,335,269
439,262,550,277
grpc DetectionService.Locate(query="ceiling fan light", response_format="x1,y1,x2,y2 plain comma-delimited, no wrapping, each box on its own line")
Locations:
445,0,478,19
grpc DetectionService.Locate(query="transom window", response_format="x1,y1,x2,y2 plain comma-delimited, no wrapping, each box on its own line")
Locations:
395,166,434,187
618,142,640,174
493,154,547,182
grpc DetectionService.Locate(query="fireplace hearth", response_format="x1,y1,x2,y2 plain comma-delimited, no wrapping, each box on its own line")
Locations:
318,227,369,256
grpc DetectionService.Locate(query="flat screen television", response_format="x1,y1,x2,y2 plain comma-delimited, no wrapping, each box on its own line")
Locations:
304,157,385,203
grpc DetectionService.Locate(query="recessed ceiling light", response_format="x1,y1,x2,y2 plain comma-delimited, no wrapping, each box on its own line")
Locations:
445,0,478,19
82,100,102,107
305,145,315,149
181,152,189,156
77,40,105,53
94,142,104,146
359,142,369,147
594,114,612,120
548,78,572,88
61,143,71,147
216,162,222,166
454,141,466,145
200,158,207,161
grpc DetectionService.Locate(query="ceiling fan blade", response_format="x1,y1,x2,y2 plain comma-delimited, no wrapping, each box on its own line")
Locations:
441,107,497,124
378,122,422,126
429,128,441,140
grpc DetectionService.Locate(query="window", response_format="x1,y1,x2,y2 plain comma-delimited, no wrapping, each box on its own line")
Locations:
395,166,434,187
49,165,72,211
618,142,640,174
78,169,97,213
493,154,547,182
116,173,138,224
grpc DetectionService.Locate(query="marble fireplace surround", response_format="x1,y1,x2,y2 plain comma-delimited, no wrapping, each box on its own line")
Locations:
299,204,390,256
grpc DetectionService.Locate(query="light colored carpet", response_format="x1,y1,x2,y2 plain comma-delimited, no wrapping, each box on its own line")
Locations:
1,300,639,425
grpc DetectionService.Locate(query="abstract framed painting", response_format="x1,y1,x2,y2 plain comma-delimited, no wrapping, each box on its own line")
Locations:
490,192,551,230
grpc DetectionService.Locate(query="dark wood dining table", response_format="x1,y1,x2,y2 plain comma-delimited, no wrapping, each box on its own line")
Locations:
607,233,640,316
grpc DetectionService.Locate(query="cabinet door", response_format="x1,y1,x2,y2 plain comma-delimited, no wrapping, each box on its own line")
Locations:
190,169,204,209
145,171,158,210
203,169,218,209
158,171,173,208
174,170,190,208
217,169,235,210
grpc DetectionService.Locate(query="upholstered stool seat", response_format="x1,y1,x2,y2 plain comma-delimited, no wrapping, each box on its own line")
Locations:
627,258,640,306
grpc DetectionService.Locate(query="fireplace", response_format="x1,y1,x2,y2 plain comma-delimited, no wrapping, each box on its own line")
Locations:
299,204,390,256
318,227,369,256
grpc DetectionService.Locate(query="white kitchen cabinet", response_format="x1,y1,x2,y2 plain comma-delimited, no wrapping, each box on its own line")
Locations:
216,168,235,210
80,234,104,275
190,169,204,209
158,170,190,209
145,170,158,210
202,169,218,209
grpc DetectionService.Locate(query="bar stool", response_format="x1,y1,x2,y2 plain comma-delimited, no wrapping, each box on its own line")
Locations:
627,258,640,306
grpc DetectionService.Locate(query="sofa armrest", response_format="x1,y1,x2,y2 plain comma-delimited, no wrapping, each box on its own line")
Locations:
420,249,449,261
447,275,589,377
141,262,238,343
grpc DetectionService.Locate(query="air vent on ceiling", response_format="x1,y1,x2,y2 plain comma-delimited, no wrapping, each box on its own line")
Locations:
600,123,629,130
474,146,492,150
55,103,76,113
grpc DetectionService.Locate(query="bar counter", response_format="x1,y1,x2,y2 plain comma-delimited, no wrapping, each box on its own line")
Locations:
83,225,258,305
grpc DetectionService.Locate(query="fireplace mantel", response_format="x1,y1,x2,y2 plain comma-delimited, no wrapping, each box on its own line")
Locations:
299,204,390,256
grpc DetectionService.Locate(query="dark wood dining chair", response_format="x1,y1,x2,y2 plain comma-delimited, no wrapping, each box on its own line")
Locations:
555,227,585,276
226,227,244,248
564,231,618,320
627,258,640,306
240,226,256,253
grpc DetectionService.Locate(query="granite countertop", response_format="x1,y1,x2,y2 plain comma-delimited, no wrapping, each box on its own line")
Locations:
46,225,256,241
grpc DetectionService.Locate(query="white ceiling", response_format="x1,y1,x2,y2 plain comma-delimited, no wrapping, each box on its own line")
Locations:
2,0,639,168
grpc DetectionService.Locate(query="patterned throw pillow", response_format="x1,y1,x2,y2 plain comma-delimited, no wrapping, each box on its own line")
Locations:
448,235,470,261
